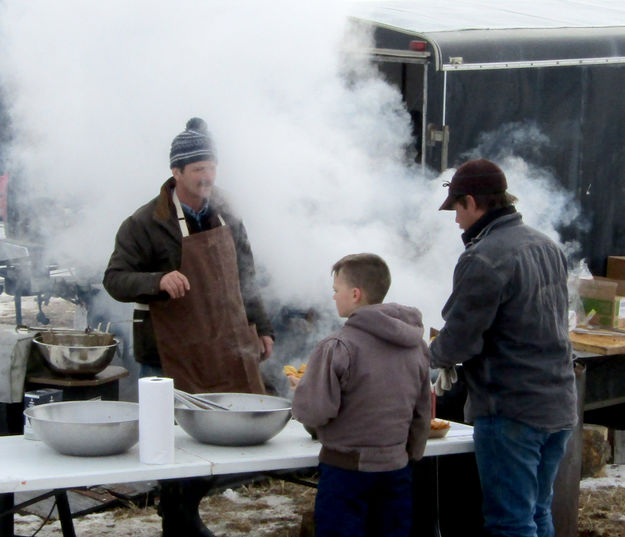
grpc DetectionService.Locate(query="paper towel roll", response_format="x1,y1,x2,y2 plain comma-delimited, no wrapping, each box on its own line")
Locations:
139,376,175,464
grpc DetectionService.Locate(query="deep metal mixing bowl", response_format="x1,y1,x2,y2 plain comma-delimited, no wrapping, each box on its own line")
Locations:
175,393,292,446
33,331,118,377
24,400,139,456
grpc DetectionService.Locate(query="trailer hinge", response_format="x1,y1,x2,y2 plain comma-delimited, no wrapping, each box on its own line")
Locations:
427,124,450,171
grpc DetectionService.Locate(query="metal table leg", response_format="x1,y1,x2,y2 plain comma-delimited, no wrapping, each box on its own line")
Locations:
54,490,76,537
412,456,442,537
0,493,13,537
433,457,442,537
0,489,77,537
14,293,22,327
421,452,485,537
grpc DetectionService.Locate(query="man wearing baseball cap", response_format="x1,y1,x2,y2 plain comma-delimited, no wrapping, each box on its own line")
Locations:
430,159,577,537
104,118,274,536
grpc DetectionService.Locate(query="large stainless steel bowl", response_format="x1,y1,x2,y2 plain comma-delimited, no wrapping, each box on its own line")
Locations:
33,331,118,377
24,400,139,456
175,393,292,446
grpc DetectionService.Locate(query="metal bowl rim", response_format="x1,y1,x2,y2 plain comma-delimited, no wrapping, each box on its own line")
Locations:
179,393,292,413
33,335,119,350
24,401,139,424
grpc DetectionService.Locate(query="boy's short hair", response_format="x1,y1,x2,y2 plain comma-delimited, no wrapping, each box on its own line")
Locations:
332,253,391,304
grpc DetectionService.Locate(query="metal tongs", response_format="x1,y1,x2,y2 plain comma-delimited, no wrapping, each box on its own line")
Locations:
15,320,143,335
15,324,96,334
174,389,230,411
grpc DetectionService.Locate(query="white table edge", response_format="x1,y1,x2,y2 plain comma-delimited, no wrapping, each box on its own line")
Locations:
0,420,474,493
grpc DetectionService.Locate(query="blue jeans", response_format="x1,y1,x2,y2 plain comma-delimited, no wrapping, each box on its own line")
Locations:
315,463,412,537
473,416,572,537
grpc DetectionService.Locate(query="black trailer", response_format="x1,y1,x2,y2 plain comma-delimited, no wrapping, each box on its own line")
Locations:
350,0,625,275
347,4,625,536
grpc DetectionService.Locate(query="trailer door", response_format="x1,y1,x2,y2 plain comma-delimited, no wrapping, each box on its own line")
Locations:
368,49,432,169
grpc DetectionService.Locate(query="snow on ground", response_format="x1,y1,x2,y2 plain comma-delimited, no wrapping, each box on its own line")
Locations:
13,481,316,537
10,466,625,537
580,464,625,490
0,293,76,326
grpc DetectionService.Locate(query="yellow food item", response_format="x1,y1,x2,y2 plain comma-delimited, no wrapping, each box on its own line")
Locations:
283,363,307,378
430,418,450,430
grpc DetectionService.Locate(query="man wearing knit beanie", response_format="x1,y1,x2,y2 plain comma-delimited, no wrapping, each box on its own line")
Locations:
169,117,216,169
103,117,274,537
430,158,577,537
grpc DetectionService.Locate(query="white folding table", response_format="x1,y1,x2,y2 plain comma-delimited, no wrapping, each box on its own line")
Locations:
0,420,474,536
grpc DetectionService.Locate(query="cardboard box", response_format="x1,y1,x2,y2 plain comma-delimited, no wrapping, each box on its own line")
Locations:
592,277,625,328
607,256,625,280
23,388,63,440
577,277,625,328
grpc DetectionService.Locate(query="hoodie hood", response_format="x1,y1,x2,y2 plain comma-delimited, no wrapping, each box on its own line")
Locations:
345,303,424,348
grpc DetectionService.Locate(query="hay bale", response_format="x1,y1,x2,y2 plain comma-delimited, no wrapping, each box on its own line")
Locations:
582,424,610,478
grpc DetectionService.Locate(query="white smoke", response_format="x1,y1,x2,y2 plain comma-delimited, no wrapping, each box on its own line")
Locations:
460,121,581,257
0,0,578,347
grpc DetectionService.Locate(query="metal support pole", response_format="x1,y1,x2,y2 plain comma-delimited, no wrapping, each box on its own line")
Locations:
54,490,77,537
0,494,13,537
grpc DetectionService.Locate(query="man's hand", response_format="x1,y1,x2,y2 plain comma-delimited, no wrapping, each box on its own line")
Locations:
259,335,274,360
159,270,191,299
286,374,301,392
433,367,458,396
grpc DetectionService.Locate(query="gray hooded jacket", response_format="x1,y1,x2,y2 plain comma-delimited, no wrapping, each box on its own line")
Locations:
430,212,577,431
292,303,431,472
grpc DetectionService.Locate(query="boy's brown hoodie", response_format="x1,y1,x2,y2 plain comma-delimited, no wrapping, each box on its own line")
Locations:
292,302,431,472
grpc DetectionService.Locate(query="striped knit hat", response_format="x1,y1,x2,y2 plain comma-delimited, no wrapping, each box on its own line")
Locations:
169,117,217,168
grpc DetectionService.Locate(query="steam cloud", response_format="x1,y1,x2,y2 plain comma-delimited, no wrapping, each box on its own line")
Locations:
0,1,580,392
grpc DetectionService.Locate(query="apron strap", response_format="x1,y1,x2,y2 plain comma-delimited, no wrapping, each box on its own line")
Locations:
172,188,226,237
172,188,190,238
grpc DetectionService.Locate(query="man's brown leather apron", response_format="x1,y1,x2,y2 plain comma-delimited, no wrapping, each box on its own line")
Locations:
149,190,265,394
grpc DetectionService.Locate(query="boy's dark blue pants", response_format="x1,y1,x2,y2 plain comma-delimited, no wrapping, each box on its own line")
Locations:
315,462,412,537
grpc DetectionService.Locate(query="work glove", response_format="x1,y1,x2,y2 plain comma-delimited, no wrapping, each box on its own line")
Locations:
433,367,458,396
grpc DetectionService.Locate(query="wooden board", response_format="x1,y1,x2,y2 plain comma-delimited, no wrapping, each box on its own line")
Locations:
26,365,129,387
570,331,625,355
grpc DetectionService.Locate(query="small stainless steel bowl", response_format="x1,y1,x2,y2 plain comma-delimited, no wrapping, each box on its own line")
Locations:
33,331,118,377
175,393,292,446
24,400,139,456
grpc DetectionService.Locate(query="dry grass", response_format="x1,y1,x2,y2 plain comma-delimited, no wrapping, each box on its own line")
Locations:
198,478,317,537
91,479,625,537
578,487,625,536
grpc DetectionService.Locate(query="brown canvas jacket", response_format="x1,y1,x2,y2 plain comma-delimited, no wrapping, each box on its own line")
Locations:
103,177,273,365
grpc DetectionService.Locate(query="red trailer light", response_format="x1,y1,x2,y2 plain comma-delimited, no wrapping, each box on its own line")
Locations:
410,40,427,51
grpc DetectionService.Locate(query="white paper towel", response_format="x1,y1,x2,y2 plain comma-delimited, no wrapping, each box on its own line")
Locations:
139,376,175,464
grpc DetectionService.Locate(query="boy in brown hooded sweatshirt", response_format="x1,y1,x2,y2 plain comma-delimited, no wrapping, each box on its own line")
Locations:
289,253,431,537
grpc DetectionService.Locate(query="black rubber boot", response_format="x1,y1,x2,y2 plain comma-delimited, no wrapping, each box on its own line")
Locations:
159,477,216,537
